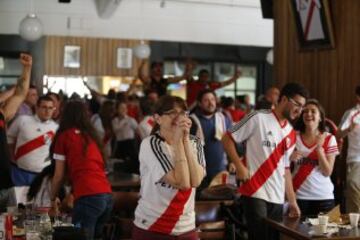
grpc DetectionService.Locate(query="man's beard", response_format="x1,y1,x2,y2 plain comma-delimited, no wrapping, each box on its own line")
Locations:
283,109,299,126
201,107,216,116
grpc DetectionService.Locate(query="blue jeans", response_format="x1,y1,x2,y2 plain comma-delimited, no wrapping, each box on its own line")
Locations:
72,193,113,240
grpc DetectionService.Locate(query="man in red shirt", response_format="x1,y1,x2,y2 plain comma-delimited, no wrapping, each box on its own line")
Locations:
186,68,241,109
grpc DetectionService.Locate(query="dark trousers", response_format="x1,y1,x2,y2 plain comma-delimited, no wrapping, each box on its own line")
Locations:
114,139,139,174
241,196,283,240
297,199,335,216
132,225,198,240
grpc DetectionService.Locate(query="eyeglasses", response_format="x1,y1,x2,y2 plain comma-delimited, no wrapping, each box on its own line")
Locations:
162,110,189,117
288,97,304,110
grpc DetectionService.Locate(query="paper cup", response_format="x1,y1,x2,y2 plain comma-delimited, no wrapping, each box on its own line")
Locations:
318,215,329,225
349,213,360,228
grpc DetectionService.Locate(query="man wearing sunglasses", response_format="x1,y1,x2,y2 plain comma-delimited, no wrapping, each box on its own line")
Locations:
222,82,308,240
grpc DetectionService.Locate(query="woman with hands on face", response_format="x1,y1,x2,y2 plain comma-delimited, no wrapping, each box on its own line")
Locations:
132,95,206,240
291,99,339,216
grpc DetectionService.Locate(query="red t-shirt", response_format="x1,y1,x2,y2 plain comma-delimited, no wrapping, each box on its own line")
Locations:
227,108,246,123
186,81,221,107
53,128,111,200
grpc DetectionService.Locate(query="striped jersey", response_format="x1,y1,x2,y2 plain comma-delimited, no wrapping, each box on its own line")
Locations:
7,115,58,173
228,110,296,204
134,133,205,236
338,104,360,162
292,132,339,200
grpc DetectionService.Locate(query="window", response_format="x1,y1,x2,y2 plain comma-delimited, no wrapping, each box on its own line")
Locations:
164,60,257,105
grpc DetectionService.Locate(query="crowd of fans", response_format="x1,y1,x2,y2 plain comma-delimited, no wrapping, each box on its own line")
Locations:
2,54,359,240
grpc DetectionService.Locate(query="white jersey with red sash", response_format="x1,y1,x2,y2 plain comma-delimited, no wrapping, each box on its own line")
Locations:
292,132,339,200
134,134,206,235
7,115,58,173
228,110,296,204
138,116,155,140
338,104,360,163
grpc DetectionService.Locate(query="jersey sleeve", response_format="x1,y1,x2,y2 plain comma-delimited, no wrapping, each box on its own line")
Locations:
325,134,339,156
139,136,174,182
53,132,68,161
228,111,258,143
338,110,352,131
190,135,206,168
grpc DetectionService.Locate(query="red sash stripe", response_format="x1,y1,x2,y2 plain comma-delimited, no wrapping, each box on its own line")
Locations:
292,135,332,192
14,131,55,160
0,119,4,129
304,0,317,40
149,188,192,234
238,130,296,196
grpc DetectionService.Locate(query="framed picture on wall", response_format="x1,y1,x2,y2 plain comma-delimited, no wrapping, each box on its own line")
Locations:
290,0,335,50
64,45,81,68
116,48,133,69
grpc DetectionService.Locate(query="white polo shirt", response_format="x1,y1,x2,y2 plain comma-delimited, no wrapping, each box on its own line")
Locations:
338,105,360,163
7,115,58,173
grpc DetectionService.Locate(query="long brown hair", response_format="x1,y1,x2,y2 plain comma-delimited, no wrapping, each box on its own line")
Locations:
50,100,106,162
150,95,187,135
294,99,326,133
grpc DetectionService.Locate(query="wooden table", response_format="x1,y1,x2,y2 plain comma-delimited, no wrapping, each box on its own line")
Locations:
265,216,360,240
108,172,140,191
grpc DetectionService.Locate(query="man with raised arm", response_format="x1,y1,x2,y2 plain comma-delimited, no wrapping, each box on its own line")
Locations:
0,53,32,211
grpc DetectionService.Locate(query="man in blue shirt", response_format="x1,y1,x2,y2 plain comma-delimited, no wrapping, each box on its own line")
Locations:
190,89,231,188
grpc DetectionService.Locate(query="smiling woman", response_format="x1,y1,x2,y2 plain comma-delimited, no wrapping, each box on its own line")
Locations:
292,99,339,216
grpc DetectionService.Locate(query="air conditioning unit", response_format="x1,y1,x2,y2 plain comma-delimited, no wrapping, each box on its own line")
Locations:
95,0,122,19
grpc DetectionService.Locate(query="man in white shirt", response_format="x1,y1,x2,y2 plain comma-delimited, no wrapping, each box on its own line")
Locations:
337,86,360,213
8,95,58,186
222,83,309,240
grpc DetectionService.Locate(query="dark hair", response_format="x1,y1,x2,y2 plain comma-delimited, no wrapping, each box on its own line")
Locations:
107,89,116,100
150,61,163,70
198,69,209,76
150,96,187,135
222,97,235,108
36,95,54,106
99,100,115,133
27,163,65,202
50,101,106,162
46,92,60,101
139,97,155,116
356,86,360,97
197,89,217,102
29,84,37,89
294,99,326,133
279,82,309,103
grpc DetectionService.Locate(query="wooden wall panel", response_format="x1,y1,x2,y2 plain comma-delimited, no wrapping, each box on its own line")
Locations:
273,0,360,123
44,36,147,77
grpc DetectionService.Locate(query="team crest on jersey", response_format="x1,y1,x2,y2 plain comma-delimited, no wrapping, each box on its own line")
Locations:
285,137,292,149
44,133,52,145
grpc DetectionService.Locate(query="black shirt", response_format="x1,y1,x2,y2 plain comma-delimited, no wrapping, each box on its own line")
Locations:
148,78,168,96
0,112,13,190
